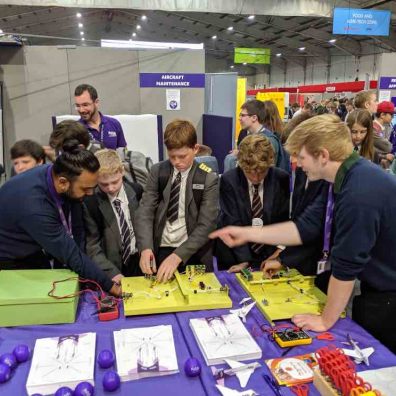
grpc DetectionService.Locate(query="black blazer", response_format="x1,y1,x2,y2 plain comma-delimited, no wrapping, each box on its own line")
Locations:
280,167,328,276
216,166,290,268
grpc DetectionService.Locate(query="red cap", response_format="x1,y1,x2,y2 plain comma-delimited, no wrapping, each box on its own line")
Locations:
377,101,395,114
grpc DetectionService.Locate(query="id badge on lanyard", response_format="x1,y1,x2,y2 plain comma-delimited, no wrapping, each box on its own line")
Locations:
317,184,334,275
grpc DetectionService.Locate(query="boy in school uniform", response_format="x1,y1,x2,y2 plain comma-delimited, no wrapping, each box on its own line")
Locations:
216,134,290,272
134,119,219,282
83,149,142,284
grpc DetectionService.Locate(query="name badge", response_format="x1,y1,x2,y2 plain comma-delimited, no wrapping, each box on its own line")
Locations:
252,217,263,227
193,184,204,190
317,258,331,275
108,131,117,137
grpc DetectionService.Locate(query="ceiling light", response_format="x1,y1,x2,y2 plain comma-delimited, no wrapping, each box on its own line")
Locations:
243,62,247,65
248,15,255,20
80,31,84,36
78,23,83,28
230,65,234,69
101,39,204,50
227,26,233,31
141,15,147,21
298,47,305,51
136,25,141,30
76,12,82,18
329,39,337,43
276,53,282,57
81,37,85,41
132,32,137,37
212,35,217,39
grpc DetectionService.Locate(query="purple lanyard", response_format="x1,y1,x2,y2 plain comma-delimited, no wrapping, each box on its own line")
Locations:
46,165,73,237
322,183,334,257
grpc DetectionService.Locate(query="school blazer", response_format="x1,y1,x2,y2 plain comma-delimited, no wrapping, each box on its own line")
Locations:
218,166,290,263
134,160,219,268
83,182,140,278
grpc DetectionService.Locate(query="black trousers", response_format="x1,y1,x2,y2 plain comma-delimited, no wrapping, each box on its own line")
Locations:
352,283,396,354
123,253,142,277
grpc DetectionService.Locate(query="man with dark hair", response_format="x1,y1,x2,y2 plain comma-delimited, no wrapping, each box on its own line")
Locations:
0,141,120,296
74,84,127,155
135,119,218,282
10,139,45,175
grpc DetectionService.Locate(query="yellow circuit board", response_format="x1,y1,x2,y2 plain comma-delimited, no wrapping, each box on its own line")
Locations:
236,270,328,325
122,267,232,316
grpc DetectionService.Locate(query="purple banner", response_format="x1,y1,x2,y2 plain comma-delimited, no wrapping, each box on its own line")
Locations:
139,73,205,88
379,77,396,90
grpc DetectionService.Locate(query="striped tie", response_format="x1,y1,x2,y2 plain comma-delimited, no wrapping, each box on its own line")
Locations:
251,184,264,254
167,172,182,224
113,199,132,265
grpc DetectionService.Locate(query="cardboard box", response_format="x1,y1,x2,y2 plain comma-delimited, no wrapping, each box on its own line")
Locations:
0,269,79,327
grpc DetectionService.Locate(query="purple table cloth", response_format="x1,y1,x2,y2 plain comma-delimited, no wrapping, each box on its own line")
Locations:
1,271,395,396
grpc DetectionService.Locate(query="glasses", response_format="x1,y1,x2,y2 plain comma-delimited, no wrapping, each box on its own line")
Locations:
239,113,252,118
75,102,94,110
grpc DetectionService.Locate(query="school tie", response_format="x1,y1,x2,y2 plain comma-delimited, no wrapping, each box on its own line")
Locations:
167,172,182,224
113,199,132,265
251,184,264,254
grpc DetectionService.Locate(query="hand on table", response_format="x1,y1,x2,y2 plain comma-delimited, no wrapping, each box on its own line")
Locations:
260,259,282,278
292,313,330,332
227,262,249,273
139,249,156,275
156,253,182,283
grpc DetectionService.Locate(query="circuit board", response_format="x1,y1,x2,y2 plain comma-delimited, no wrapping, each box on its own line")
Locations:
122,266,232,316
236,269,328,325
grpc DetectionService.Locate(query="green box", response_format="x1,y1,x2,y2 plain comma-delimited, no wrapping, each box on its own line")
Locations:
0,269,79,327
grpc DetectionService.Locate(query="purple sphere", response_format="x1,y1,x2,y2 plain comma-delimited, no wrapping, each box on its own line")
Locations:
184,357,201,377
74,381,95,396
54,387,73,396
97,349,115,369
0,363,11,383
13,344,30,363
102,370,120,392
0,353,17,370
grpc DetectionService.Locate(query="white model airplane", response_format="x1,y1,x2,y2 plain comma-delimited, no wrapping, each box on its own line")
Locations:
342,334,374,366
215,384,258,396
212,359,261,388
230,301,256,323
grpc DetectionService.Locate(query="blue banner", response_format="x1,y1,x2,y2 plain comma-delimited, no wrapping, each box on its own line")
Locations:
333,8,391,36
140,73,205,88
379,77,396,90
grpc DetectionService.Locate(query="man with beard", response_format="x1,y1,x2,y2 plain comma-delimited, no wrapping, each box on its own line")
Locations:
0,140,120,296
74,84,127,158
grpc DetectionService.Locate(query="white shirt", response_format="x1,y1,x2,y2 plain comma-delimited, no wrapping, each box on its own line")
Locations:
247,179,264,210
108,185,137,254
161,166,192,247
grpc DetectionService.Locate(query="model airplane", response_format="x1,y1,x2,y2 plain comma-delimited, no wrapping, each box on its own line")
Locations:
215,384,259,396
212,359,261,388
230,301,256,323
342,334,374,366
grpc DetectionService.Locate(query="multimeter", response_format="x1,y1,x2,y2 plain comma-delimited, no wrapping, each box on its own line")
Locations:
273,329,312,348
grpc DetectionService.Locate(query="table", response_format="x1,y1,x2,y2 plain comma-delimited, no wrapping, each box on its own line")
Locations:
1,271,395,396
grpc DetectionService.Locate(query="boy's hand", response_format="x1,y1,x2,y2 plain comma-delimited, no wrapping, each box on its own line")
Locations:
227,262,249,273
156,253,182,282
139,249,156,275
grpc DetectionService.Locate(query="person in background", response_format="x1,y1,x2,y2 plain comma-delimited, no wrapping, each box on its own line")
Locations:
262,100,285,141
135,119,219,283
346,110,378,163
293,103,313,119
0,140,120,296
326,102,338,116
374,101,395,140
74,84,127,158
288,103,300,119
344,99,354,122
84,149,142,284
216,134,289,272
10,139,45,175
282,112,313,144
354,90,378,115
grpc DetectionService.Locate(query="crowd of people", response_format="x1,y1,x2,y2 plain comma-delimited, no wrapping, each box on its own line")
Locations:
0,85,395,355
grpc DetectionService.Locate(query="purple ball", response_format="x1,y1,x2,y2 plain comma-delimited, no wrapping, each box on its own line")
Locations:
184,357,201,377
102,370,120,392
97,349,115,369
0,363,11,383
74,381,95,396
13,344,30,363
54,387,73,396
0,353,17,370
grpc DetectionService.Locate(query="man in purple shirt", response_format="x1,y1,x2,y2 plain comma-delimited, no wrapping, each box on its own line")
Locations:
74,84,127,156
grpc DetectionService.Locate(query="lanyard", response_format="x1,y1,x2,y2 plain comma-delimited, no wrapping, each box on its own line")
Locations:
46,165,73,237
289,161,297,218
322,183,334,256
